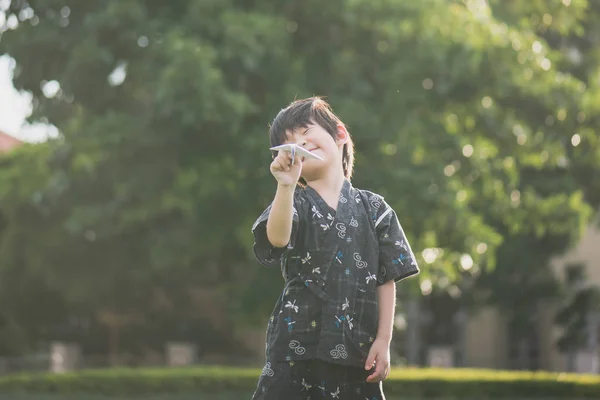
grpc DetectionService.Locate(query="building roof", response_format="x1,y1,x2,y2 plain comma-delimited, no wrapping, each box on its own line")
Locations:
0,130,23,152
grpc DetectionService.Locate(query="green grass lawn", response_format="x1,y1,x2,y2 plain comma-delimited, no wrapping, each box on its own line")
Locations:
0,365,597,399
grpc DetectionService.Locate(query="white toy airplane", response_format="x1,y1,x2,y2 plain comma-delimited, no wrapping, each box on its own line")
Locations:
269,144,323,165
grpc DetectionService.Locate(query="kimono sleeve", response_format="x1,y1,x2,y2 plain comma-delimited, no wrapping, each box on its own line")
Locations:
251,201,300,268
375,201,419,285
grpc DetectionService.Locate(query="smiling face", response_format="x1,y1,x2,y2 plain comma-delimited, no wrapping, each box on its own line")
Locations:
268,97,355,184
284,122,346,181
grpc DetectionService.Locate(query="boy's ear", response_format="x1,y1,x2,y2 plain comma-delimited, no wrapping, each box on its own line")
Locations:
336,124,349,145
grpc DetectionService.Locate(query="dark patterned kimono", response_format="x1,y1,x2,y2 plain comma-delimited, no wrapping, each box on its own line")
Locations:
251,179,419,399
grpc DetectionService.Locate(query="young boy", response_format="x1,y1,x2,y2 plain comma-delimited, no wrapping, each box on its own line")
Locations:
251,97,419,399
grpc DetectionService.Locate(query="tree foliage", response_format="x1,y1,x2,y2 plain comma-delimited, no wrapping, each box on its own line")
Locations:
0,0,599,357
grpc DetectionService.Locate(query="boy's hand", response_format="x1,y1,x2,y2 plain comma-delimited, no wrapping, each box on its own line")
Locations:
270,150,302,187
365,338,391,382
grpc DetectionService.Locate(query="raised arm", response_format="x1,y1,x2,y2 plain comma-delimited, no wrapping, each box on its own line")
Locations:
266,184,296,248
266,149,302,247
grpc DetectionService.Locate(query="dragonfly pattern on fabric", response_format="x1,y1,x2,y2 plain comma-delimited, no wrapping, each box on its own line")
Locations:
251,179,419,367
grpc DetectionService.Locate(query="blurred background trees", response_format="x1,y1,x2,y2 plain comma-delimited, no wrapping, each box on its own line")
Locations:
0,0,599,367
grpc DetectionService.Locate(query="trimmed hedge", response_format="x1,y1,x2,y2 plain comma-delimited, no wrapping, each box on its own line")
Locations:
0,366,599,398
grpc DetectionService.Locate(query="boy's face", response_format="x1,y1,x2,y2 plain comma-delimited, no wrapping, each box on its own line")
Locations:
284,122,346,180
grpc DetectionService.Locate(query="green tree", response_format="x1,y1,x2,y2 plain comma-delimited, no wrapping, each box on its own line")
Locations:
1,0,599,361
476,0,600,367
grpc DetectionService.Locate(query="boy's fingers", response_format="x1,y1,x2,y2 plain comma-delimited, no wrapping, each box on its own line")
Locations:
274,155,290,171
376,362,385,378
279,152,294,168
366,372,374,382
274,152,286,164
273,159,287,172
366,362,384,382
366,371,378,382
365,351,376,370
276,153,288,162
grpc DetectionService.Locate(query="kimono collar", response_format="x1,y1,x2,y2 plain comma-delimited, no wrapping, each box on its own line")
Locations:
304,178,354,215
337,178,358,224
